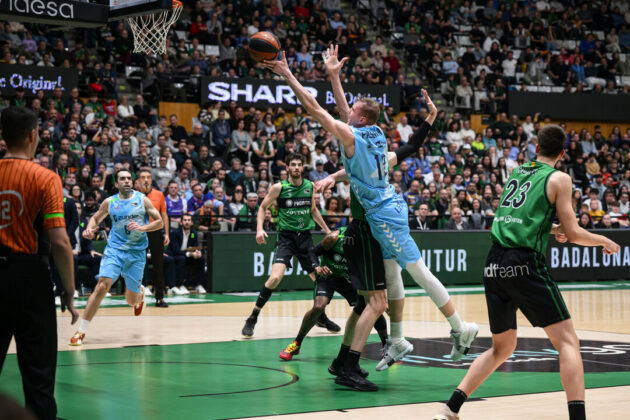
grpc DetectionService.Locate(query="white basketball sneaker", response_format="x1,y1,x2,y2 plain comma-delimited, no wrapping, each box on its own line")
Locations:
433,404,460,420
375,337,414,371
450,322,479,361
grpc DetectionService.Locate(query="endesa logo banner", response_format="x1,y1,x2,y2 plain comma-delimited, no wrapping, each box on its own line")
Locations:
201,77,402,113
0,64,77,96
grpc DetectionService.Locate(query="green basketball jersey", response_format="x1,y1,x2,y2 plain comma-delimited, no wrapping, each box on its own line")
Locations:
491,161,557,254
277,179,315,232
320,226,348,279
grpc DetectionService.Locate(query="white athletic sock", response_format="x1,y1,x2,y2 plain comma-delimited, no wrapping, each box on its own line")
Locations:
390,321,403,340
78,318,90,333
447,312,463,333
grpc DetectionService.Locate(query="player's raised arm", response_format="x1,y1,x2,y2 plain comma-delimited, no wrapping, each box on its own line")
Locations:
324,45,350,122
388,89,437,167
550,172,620,254
83,198,111,239
262,52,355,153
256,182,282,244
128,197,164,233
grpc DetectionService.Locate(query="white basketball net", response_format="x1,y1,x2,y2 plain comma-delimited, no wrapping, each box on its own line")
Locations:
127,2,182,55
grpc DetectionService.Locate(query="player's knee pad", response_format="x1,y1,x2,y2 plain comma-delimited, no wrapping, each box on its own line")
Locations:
405,259,450,307
384,259,405,301
353,295,366,315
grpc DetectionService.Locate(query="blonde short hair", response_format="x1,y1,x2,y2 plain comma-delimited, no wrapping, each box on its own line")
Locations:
357,97,380,125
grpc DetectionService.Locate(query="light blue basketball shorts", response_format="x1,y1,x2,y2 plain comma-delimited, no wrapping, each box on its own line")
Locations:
366,195,421,267
97,247,146,293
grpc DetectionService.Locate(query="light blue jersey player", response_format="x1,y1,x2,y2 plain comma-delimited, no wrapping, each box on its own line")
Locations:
262,46,477,391
69,169,164,346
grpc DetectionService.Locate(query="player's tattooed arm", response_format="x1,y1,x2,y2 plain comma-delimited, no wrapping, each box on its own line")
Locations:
83,198,110,239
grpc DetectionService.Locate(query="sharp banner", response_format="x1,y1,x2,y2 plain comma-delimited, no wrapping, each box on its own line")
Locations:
210,230,630,292
0,64,77,96
201,77,402,113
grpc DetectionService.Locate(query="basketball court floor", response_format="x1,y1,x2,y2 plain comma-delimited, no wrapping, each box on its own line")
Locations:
1,282,629,419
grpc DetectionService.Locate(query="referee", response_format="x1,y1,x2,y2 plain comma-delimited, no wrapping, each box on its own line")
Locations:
0,107,78,420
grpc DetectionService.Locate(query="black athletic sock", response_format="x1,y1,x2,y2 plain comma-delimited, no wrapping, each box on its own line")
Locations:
568,401,585,420
254,286,274,310
446,388,468,414
343,350,361,373
295,333,306,346
374,315,388,345
336,344,350,365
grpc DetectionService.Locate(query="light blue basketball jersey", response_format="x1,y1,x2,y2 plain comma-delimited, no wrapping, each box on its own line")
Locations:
107,191,149,251
342,125,395,211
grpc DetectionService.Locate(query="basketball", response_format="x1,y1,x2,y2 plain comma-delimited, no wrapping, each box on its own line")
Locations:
248,31,281,62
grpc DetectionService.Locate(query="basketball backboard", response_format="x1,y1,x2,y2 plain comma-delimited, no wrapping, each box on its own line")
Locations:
0,0,170,28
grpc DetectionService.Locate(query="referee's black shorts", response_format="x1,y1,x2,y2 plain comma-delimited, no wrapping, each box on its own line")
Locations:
273,230,318,273
483,244,571,334
343,220,386,291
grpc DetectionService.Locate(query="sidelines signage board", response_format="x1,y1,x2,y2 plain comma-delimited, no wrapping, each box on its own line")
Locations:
547,230,630,281
201,77,402,113
210,230,630,292
0,64,77,97
0,0,109,27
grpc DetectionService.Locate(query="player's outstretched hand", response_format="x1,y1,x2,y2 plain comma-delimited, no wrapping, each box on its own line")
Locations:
422,89,437,117
256,229,268,245
82,228,95,240
315,175,335,193
60,291,79,324
603,238,620,255
262,51,291,78
323,44,348,75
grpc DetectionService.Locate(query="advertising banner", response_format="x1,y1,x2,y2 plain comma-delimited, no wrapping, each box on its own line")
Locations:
546,230,630,281
0,0,108,27
210,230,629,292
0,64,77,96
201,77,402,113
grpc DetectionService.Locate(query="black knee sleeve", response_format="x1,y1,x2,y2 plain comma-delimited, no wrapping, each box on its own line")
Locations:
353,295,366,316
255,286,274,308
374,314,387,332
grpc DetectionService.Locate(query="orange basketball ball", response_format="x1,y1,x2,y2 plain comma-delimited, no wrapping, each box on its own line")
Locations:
248,31,281,62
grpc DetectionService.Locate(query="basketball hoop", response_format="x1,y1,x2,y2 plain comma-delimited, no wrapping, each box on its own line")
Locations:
127,0,183,55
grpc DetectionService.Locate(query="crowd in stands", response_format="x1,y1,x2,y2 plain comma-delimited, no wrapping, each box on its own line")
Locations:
0,96,628,234
0,0,627,237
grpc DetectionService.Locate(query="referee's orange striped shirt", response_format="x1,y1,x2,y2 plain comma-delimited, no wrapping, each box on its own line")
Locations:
0,158,65,254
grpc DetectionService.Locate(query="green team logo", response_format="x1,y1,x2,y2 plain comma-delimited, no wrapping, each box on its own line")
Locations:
334,254,342,262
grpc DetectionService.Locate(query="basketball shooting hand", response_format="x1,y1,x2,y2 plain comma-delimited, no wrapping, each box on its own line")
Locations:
262,51,291,78
256,229,268,245
323,44,348,74
60,291,79,325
